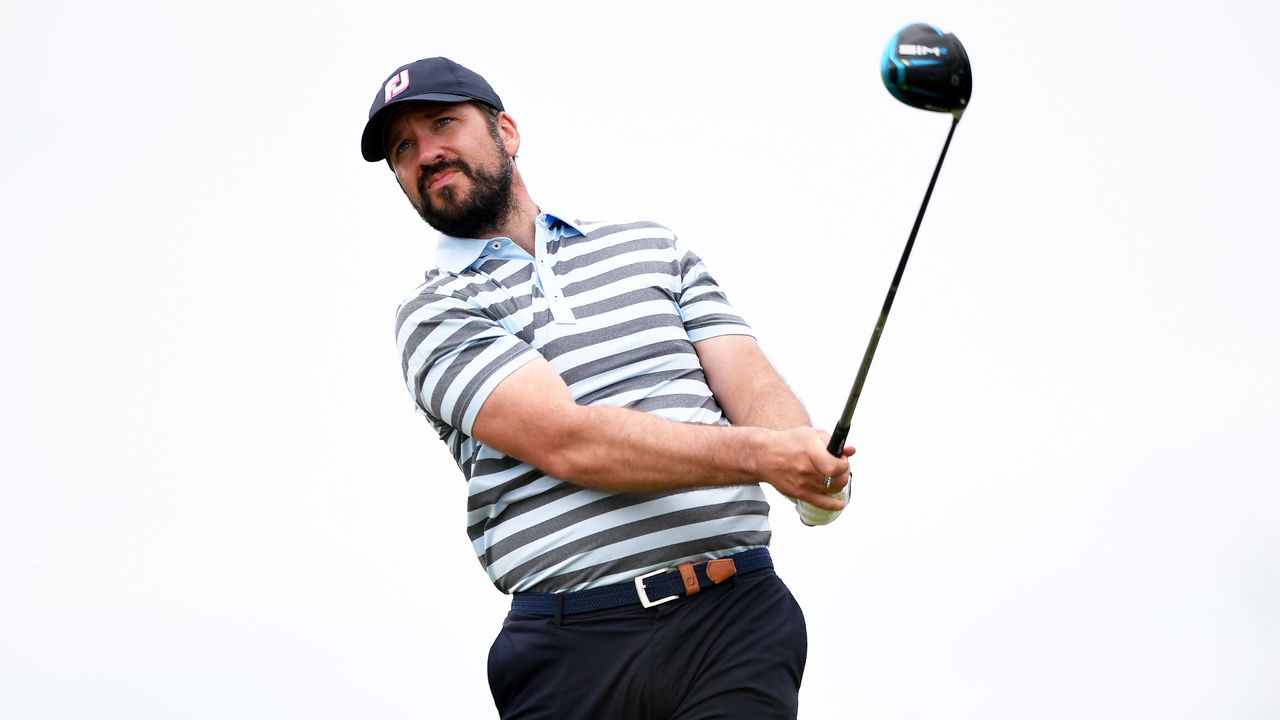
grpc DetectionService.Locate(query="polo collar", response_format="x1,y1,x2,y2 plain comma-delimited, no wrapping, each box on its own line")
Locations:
434,211,585,273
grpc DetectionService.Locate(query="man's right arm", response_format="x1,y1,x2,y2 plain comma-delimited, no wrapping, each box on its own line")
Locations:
470,355,849,511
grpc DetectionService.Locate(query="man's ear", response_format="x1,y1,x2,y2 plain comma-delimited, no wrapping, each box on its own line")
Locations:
498,111,521,158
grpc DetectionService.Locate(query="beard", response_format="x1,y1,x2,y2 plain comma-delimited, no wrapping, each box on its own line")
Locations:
412,140,514,239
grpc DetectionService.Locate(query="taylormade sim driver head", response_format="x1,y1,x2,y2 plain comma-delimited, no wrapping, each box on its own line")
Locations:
881,23,972,116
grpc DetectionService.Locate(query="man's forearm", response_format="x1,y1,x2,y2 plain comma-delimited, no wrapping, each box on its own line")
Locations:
536,403,773,491
728,375,813,431
471,347,849,509
694,335,813,431
534,391,847,510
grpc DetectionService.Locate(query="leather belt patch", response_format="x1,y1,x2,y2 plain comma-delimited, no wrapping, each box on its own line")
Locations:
706,558,737,584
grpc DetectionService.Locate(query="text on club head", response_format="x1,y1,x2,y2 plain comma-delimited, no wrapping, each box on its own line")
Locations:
898,44,948,58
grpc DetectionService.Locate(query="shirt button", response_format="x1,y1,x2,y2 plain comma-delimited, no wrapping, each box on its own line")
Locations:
491,241,501,250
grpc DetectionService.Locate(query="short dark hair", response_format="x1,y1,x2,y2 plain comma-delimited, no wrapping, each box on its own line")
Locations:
474,101,501,127
474,102,502,142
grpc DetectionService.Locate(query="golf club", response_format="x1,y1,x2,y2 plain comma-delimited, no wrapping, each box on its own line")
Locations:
826,23,972,458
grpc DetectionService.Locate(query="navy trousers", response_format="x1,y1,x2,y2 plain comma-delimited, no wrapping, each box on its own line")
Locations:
487,569,808,719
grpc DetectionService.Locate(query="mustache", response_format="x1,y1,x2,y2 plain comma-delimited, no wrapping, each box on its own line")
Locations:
417,159,471,198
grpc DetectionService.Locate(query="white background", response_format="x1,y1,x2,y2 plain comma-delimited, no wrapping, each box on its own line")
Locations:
3,1,1278,718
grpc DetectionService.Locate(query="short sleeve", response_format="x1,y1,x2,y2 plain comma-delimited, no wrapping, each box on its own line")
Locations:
395,291,542,437
675,244,754,342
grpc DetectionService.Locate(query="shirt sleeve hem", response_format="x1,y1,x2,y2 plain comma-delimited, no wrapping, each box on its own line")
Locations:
457,348,545,436
687,324,756,344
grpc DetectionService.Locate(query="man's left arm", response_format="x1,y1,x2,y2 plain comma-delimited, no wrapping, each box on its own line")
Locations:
694,335,815,431
695,334,852,524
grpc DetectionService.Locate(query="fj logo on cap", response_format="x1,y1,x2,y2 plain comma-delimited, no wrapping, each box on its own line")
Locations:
384,70,410,104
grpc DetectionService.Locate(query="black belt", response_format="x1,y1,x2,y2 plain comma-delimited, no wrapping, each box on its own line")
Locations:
510,547,772,616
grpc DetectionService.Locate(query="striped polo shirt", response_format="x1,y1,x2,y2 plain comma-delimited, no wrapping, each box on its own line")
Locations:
395,213,772,593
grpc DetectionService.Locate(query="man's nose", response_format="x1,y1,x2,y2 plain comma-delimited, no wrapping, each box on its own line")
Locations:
412,134,446,167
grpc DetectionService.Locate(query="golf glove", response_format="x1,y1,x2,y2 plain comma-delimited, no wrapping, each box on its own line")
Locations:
795,482,850,526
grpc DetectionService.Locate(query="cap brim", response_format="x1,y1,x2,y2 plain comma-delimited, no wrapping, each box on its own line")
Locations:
360,92,476,162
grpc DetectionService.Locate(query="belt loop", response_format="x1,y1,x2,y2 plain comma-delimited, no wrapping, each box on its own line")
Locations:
554,593,565,627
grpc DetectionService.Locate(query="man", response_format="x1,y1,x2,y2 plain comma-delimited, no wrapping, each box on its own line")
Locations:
362,57,853,719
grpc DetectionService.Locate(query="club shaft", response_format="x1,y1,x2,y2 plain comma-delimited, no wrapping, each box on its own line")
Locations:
827,115,961,456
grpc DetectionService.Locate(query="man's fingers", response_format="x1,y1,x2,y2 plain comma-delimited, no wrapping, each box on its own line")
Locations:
796,484,849,526
799,487,848,512
813,429,855,458
823,472,850,495
813,453,850,482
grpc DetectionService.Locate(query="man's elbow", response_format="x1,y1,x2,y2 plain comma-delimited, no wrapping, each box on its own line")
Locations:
545,426,612,485
519,417,600,486
537,447,590,485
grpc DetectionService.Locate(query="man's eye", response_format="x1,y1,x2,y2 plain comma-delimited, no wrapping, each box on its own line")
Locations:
435,117,454,129
394,140,413,156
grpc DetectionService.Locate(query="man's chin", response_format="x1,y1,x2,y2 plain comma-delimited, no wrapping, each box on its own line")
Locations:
418,207,496,238
422,183,464,209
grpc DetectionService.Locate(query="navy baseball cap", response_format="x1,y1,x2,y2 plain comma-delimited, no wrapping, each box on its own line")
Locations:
361,57,504,162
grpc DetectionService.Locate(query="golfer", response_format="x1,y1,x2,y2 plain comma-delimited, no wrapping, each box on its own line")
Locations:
362,56,852,719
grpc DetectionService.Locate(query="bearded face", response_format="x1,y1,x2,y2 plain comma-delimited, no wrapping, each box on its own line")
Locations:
411,129,514,238
387,104,516,239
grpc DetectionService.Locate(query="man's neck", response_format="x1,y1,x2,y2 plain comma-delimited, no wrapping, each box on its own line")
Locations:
493,184,540,255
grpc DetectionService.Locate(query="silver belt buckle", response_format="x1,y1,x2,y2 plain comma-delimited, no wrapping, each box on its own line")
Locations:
634,567,679,608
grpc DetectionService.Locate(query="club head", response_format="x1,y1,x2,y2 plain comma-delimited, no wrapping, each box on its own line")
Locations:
881,23,972,117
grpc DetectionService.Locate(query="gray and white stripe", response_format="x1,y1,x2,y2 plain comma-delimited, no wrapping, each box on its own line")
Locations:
396,218,771,593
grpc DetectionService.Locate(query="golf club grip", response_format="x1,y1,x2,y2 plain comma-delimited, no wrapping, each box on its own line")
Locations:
827,115,961,457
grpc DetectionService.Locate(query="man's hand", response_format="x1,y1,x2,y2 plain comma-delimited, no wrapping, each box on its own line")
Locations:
783,434,852,527
754,427,852,511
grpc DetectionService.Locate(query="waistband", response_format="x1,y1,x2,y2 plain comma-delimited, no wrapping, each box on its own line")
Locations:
510,547,773,616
